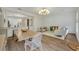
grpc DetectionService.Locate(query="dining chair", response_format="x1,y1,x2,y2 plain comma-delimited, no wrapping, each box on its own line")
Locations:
24,32,43,51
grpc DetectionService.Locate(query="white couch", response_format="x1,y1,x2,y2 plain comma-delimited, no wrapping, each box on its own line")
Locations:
43,27,69,40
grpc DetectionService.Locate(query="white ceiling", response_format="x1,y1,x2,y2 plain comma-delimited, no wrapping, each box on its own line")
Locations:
4,7,78,17
5,7,53,16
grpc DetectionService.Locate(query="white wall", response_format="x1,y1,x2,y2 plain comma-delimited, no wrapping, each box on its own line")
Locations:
39,8,76,33
0,10,4,27
33,16,44,31
76,9,79,42
4,7,77,33
0,14,4,27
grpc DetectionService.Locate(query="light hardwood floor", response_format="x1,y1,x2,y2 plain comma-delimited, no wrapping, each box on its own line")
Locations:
6,33,78,51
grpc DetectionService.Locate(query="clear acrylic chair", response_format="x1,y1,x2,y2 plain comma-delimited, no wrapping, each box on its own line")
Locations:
24,32,43,51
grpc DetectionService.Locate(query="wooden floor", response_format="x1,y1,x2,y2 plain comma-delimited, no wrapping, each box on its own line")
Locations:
6,33,78,51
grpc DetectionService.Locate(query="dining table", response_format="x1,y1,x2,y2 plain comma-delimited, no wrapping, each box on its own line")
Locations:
15,29,38,41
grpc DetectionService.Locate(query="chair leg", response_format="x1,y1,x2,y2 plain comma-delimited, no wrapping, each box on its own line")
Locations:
30,48,34,51
29,46,35,51
39,45,43,51
30,46,43,51
25,45,32,51
24,44,27,51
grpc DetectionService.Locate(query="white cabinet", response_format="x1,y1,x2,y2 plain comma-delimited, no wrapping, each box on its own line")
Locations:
7,29,13,37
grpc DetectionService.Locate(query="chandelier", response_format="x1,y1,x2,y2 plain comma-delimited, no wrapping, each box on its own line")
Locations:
38,8,50,15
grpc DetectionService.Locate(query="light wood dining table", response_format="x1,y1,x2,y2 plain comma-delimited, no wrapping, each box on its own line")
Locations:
16,29,38,41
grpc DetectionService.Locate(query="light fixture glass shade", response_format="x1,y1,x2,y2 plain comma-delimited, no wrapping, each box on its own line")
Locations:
38,8,50,15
